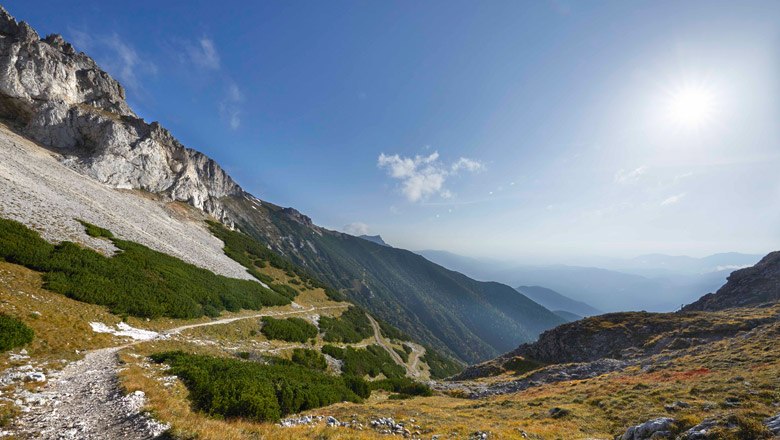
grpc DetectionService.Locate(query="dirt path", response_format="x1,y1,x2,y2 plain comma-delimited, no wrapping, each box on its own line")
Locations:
407,343,426,375
365,314,419,378
13,347,166,440
12,303,348,439
164,304,347,335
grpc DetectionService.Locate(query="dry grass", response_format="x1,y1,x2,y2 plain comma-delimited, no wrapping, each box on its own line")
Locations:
3,258,778,439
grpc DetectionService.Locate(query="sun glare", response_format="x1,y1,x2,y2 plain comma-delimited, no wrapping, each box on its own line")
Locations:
666,85,717,128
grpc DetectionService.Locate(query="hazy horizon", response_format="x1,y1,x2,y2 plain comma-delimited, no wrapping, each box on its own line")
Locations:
8,0,779,261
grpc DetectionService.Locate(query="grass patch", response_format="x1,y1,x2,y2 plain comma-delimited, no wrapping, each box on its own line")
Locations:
0,217,289,319
322,344,405,379
319,306,373,343
260,316,317,343
0,314,33,352
150,351,363,422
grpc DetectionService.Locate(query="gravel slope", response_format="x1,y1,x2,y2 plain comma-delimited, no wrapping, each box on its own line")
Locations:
0,123,252,281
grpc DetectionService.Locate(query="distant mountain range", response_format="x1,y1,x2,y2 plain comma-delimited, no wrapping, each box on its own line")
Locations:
515,285,601,317
417,249,763,312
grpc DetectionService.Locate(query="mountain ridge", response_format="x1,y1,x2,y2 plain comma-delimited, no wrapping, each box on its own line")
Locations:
0,6,562,364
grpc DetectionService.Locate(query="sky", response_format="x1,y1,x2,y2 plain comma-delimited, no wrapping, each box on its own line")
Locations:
7,0,780,261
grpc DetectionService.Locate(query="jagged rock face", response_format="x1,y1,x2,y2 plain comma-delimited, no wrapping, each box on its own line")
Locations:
682,251,780,312
0,7,242,222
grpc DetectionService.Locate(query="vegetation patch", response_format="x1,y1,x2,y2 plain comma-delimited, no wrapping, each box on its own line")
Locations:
150,351,363,422
269,283,299,300
0,218,289,319
76,220,113,239
421,348,463,379
371,377,433,398
290,348,327,371
206,221,343,300
260,317,317,343
322,344,405,379
393,347,409,363
0,314,34,352
319,306,373,343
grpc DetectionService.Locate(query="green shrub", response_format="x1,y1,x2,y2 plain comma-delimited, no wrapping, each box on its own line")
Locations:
421,347,463,379
0,315,34,352
291,348,327,370
0,218,289,319
371,377,432,397
206,221,339,298
269,283,299,300
322,344,405,379
320,307,373,343
77,220,113,239
260,317,317,342
151,351,362,422
393,347,409,363
343,375,371,399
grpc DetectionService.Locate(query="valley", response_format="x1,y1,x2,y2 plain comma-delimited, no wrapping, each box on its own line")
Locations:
0,4,777,440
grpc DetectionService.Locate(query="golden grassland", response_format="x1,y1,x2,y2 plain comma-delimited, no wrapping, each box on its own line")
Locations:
2,257,778,439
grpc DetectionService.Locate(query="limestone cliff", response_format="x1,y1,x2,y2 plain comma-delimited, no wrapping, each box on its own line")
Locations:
0,7,242,222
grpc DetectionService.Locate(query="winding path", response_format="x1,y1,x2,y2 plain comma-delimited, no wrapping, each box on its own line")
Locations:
12,304,348,439
365,313,420,378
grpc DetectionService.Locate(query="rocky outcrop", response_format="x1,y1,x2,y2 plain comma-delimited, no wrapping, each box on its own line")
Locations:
682,251,780,312
620,417,675,440
0,6,242,222
455,307,780,379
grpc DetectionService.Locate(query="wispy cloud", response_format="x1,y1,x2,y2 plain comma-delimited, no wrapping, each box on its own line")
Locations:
377,151,484,202
660,192,686,206
614,166,647,184
68,28,157,92
343,222,369,236
219,81,243,130
186,37,220,70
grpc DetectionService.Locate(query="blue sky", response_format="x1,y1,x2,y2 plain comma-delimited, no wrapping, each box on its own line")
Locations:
8,1,780,260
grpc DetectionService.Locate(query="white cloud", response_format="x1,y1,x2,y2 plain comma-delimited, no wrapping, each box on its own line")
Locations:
343,222,369,236
219,82,243,130
377,151,484,202
660,192,686,206
451,157,484,173
68,29,157,92
186,37,221,70
614,166,647,184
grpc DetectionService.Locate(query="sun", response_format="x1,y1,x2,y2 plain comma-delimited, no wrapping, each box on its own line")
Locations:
666,85,717,128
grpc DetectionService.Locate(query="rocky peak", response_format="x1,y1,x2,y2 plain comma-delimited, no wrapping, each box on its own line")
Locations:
0,6,244,223
281,207,313,227
682,251,780,312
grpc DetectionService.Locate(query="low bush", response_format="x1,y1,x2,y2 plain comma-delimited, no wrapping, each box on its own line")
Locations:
291,348,327,370
151,351,363,422
206,221,341,299
260,317,317,342
0,218,289,319
0,314,34,352
322,344,405,379
371,377,432,397
421,348,463,379
269,283,299,300
320,307,373,343
77,220,113,239
393,347,409,363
